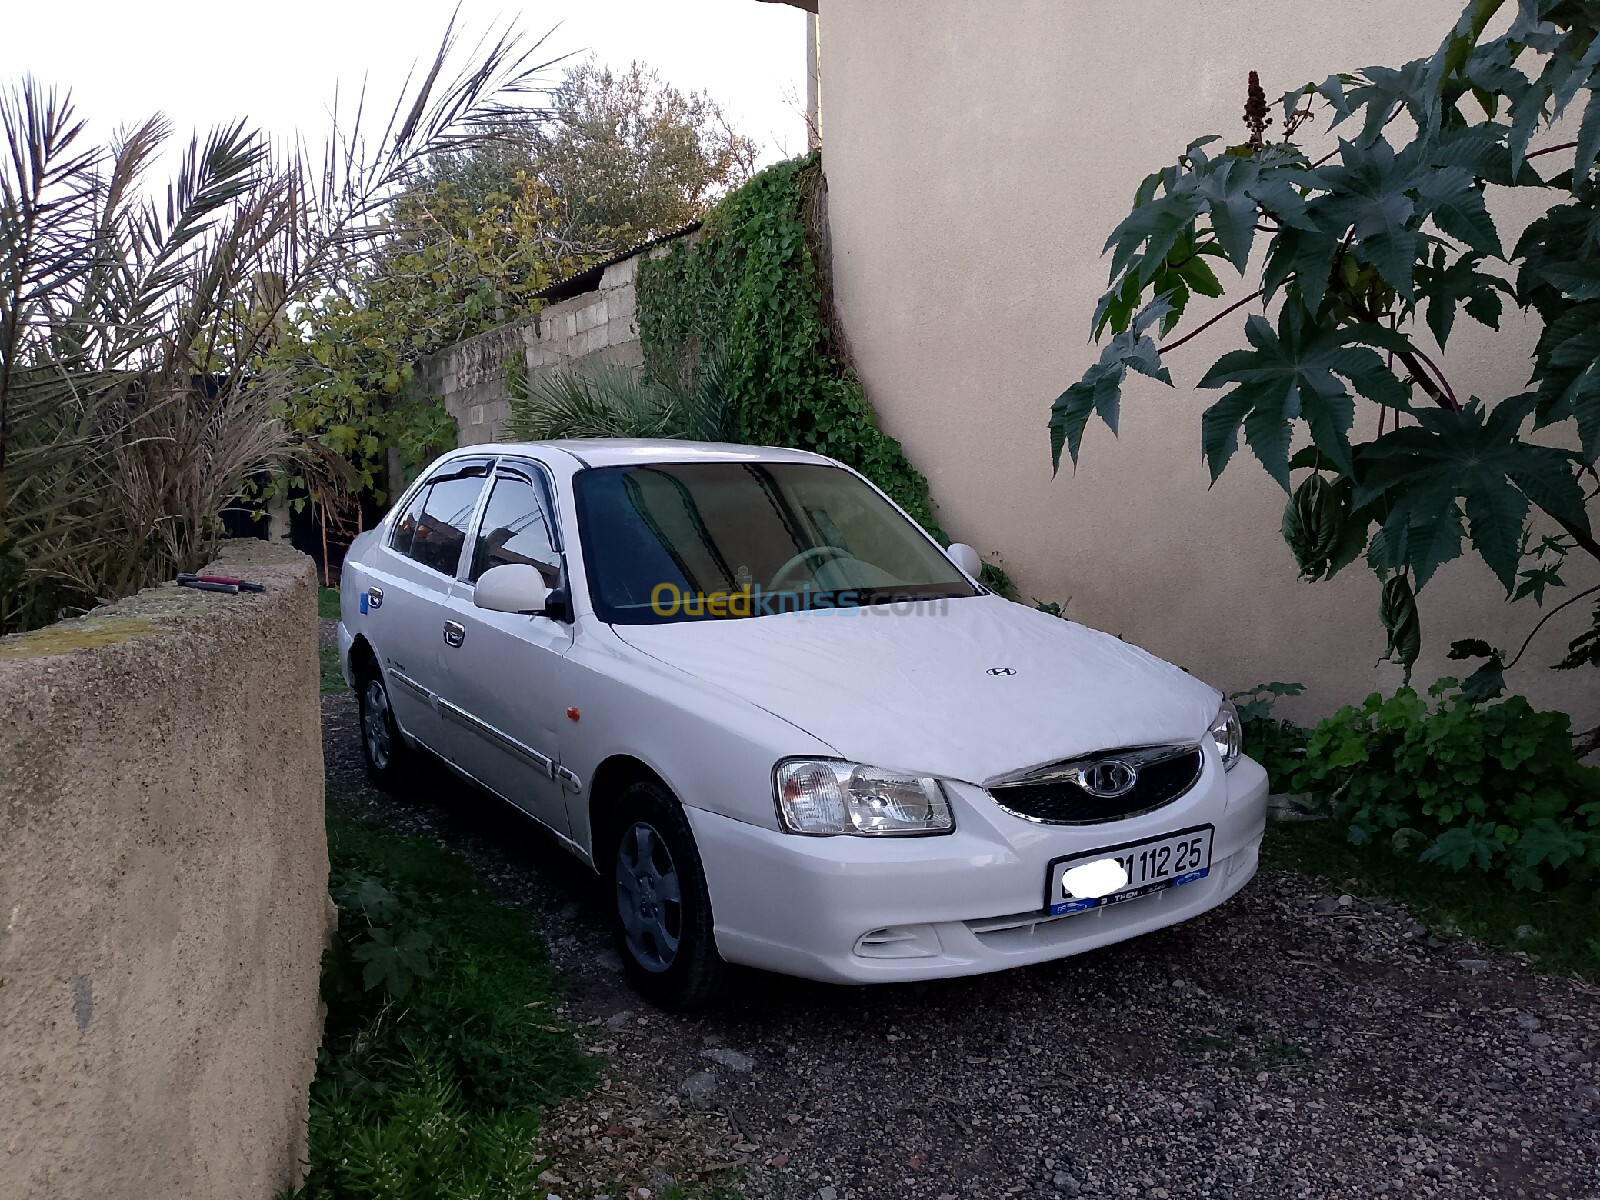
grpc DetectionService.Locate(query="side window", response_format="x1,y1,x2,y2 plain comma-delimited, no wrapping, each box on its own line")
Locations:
469,473,562,586
408,475,486,576
389,484,431,558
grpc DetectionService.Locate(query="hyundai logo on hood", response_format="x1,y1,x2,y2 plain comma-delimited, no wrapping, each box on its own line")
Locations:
986,666,1016,676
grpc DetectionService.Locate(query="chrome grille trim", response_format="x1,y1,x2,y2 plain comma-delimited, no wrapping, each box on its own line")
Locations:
987,742,1204,825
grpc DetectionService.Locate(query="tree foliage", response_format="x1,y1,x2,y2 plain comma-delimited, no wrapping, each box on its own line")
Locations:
1049,0,1600,686
267,168,570,504
534,59,759,247
270,57,758,511
412,58,757,257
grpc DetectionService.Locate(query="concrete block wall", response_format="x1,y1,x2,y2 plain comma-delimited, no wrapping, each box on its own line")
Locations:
411,251,654,449
0,541,329,1200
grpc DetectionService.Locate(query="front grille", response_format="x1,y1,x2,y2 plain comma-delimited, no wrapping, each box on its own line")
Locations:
988,742,1203,824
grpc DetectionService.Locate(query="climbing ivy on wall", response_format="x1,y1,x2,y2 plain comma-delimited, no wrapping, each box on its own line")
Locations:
636,153,942,534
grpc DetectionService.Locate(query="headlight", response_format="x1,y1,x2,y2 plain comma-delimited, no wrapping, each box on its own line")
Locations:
1210,699,1243,769
773,759,955,836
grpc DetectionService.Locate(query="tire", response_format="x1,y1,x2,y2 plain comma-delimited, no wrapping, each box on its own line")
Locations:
609,779,724,1010
356,663,412,792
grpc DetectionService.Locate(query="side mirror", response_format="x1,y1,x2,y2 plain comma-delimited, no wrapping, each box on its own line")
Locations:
946,542,982,579
473,564,552,615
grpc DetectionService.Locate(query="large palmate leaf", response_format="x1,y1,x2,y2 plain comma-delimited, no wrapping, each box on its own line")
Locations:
1530,302,1600,457
1413,246,1512,347
1352,395,1589,592
1098,139,1315,326
1196,302,1412,488
1364,483,1469,590
1342,59,1436,145
1514,187,1600,457
1310,138,1433,300
1050,299,1172,471
1093,231,1225,339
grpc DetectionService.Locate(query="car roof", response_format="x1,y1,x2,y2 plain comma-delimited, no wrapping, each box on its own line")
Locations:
458,438,833,469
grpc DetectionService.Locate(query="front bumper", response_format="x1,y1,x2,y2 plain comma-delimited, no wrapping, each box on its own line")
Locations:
688,748,1269,984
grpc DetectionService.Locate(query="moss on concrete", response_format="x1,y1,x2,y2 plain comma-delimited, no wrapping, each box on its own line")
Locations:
0,540,308,661
0,617,160,659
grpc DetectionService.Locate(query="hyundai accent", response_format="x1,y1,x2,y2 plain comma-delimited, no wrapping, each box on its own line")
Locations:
338,440,1270,1008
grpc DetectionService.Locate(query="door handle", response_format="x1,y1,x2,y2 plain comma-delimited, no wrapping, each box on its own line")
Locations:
442,621,465,648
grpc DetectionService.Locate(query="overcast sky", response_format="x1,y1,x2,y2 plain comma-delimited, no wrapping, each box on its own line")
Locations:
0,0,809,166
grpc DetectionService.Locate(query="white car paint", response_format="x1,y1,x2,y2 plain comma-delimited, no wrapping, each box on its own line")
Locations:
339,439,1270,987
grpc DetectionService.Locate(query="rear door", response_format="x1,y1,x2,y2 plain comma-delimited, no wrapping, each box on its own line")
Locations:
434,459,576,838
363,459,492,755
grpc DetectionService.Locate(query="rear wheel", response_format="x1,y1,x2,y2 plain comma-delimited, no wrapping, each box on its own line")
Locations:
610,779,724,1010
356,665,411,791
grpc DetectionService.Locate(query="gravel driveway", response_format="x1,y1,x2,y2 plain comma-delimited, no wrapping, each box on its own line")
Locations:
321,689,1600,1200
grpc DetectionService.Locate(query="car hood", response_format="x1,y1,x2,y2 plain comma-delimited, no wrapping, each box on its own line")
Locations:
611,595,1222,784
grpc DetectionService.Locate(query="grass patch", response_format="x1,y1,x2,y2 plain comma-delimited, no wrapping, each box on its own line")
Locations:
319,646,346,694
1263,820,1600,980
294,805,595,1198
319,587,341,621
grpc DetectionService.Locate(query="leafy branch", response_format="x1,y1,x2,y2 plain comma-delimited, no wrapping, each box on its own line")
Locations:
1048,0,1600,692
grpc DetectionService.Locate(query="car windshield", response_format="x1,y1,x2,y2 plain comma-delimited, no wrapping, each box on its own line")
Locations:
573,461,980,624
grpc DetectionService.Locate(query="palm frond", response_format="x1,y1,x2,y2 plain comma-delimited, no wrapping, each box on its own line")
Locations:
504,350,736,444
0,14,563,633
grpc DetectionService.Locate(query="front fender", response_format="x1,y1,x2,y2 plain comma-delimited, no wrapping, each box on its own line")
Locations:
558,621,836,858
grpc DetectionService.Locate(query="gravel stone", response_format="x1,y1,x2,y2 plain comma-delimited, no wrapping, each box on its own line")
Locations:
677,1070,718,1103
1459,958,1492,974
700,1046,756,1073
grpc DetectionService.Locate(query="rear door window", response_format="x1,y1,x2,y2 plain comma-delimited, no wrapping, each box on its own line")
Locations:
389,484,431,559
408,474,487,576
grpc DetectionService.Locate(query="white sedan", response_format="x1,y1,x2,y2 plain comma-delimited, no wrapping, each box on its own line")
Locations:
338,440,1269,1008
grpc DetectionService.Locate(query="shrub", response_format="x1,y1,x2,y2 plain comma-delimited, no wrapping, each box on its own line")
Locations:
1229,682,1310,790
503,355,734,444
1298,681,1600,891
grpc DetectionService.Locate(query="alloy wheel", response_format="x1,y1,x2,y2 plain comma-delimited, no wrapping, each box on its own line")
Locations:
615,821,682,973
362,678,392,771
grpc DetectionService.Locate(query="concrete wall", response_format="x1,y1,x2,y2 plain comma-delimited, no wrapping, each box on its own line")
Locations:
818,0,1600,729
0,542,329,1200
413,255,647,446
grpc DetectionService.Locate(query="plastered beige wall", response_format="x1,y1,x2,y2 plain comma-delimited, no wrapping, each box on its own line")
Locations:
818,0,1600,730
0,542,329,1199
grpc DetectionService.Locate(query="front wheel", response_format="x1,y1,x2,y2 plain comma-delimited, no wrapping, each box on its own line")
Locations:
610,780,724,1010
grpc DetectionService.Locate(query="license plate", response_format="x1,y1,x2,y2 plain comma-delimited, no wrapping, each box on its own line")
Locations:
1045,824,1214,916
